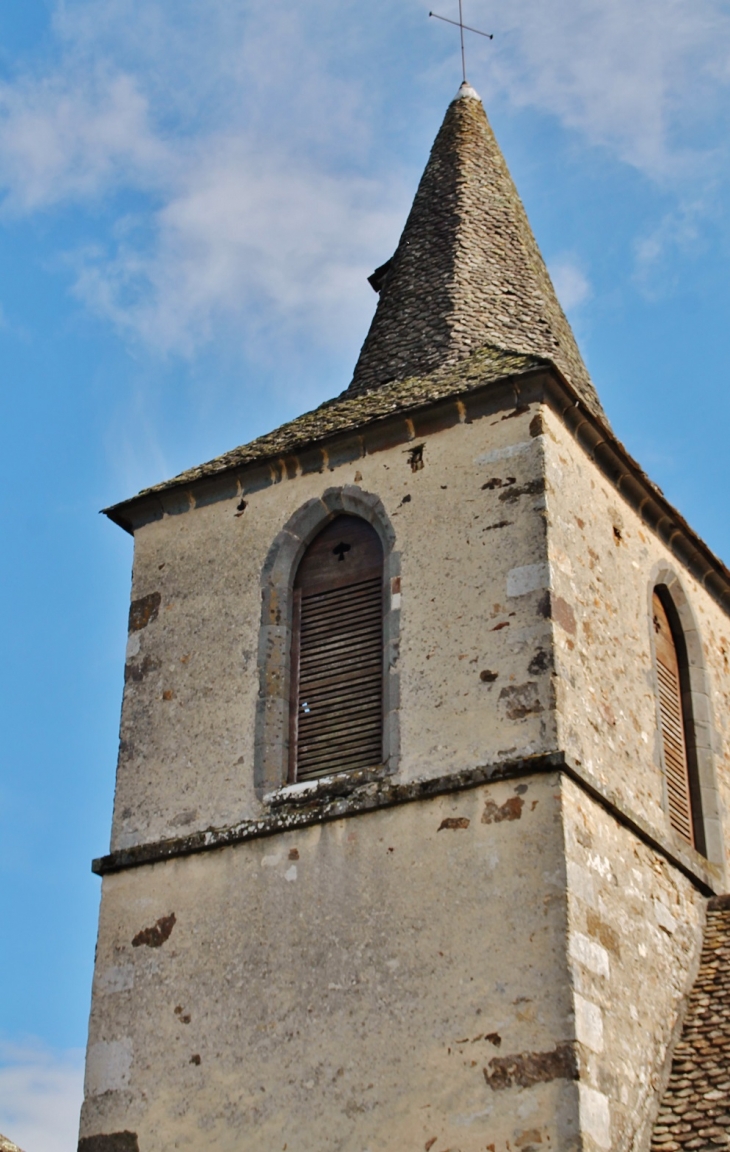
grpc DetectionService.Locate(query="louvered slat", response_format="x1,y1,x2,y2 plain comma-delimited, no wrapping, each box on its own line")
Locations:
295,576,382,781
290,515,384,782
653,592,693,845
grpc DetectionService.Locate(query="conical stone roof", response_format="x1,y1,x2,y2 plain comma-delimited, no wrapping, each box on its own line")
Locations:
349,82,604,421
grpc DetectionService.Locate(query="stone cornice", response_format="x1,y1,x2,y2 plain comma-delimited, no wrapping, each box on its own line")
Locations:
92,749,723,896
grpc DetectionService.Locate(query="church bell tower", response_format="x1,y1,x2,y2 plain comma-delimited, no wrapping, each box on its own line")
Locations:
79,83,730,1152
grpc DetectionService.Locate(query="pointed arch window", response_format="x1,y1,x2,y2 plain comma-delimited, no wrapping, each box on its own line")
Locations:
652,588,702,848
289,515,384,783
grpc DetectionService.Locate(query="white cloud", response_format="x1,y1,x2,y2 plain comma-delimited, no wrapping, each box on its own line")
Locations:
69,138,403,356
0,0,728,359
633,203,705,296
0,71,167,213
549,256,593,312
478,0,730,181
0,1,408,358
0,1039,84,1152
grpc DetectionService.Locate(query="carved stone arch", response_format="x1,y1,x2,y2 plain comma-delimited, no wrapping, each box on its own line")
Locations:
254,486,401,798
648,563,724,870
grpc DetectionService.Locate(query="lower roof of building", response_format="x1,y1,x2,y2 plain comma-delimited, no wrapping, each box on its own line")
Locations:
651,895,730,1152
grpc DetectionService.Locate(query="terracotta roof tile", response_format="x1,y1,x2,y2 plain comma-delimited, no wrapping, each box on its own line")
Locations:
651,896,730,1151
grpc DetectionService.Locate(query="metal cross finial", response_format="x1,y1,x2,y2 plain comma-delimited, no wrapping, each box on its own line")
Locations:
429,1,493,84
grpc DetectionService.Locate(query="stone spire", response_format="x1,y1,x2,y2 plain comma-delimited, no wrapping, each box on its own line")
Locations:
349,82,604,420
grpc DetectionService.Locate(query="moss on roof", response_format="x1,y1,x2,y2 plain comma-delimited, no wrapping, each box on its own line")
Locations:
124,342,544,503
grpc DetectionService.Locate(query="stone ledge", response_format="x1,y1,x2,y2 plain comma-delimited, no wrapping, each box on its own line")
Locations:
559,754,722,897
92,751,723,895
94,751,565,875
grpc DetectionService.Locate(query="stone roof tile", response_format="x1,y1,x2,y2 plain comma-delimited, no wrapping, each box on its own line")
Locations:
0,1135,25,1152
109,342,541,504
349,82,605,423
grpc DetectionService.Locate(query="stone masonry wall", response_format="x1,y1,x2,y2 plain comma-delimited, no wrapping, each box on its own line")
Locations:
542,407,729,877
81,775,580,1152
112,403,556,853
562,776,706,1152
87,388,730,1152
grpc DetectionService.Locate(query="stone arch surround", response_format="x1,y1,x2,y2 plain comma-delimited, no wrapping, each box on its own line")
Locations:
648,563,725,872
253,486,401,798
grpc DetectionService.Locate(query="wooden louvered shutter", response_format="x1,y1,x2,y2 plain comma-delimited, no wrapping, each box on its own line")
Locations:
289,516,384,782
653,592,694,845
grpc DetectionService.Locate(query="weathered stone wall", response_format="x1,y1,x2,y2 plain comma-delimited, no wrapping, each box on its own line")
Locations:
81,775,580,1152
542,407,729,877
87,385,730,1151
562,776,706,1152
112,403,556,853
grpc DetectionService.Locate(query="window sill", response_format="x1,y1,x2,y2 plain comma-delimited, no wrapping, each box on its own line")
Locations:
264,764,389,809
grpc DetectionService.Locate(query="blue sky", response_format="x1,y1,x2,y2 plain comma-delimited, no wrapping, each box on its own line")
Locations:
1,1,729,1147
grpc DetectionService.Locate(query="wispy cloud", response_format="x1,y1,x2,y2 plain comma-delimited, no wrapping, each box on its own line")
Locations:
549,256,593,312
481,0,730,181
0,1039,84,1152
0,71,167,213
633,203,706,297
0,0,728,360
0,0,409,359
69,142,402,357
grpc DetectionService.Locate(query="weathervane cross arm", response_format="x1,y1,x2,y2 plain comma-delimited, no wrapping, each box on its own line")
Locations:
428,12,493,40
429,1,493,83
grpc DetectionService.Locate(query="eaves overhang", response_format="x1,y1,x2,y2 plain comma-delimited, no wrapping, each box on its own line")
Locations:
102,354,730,619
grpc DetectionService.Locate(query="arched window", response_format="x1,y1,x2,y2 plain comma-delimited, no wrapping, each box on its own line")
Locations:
652,588,702,849
289,514,384,783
